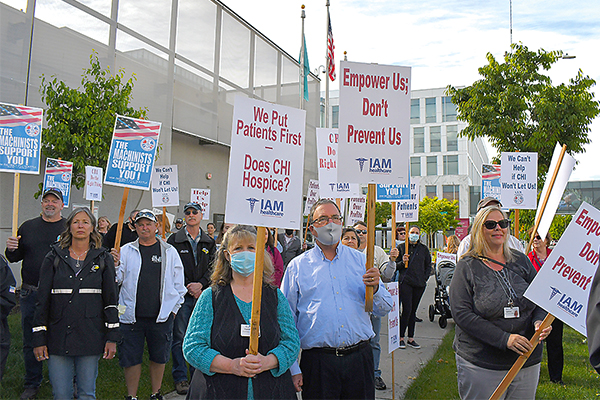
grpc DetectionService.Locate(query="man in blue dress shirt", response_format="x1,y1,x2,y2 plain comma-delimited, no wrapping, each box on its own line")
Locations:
281,199,393,399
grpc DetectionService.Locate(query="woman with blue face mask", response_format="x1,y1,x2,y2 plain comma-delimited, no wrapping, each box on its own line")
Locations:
394,225,431,350
183,225,300,399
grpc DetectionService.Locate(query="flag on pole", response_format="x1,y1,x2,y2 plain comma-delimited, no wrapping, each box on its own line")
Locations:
300,35,310,101
327,13,336,81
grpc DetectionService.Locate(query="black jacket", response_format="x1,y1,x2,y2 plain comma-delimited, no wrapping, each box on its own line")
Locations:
32,245,120,356
395,241,431,287
168,228,216,289
0,255,16,319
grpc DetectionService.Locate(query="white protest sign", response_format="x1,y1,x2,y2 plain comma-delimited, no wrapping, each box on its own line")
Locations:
500,152,537,209
385,282,400,353
348,197,366,226
151,165,179,207
225,97,305,229
316,128,361,198
524,202,600,336
337,61,411,185
303,180,320,216
84,166,103,201
152,208,175,230
535,143,576,240
191,188,211,220
395,177,420,222
436,251,457,269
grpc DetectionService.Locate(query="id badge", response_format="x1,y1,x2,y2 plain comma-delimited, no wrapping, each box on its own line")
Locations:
504,306,519,319
241,323,260,337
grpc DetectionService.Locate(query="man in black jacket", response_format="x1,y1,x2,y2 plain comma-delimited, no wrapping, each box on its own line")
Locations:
167,202,216,394
0,255,16,381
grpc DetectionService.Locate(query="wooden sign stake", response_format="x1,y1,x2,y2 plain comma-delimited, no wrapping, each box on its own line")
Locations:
114,188,130,252
12,173,20,236
514,209,519,241
391,350,396,400
249,226,267,355
391,202,396,250
161,206,167,239
405,222,410,269
365,183,376,312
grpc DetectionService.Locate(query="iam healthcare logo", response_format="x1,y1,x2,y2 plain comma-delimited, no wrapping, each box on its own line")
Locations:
246,197,259,213
356,158,368,172
550,286,583,318
355,157,392,174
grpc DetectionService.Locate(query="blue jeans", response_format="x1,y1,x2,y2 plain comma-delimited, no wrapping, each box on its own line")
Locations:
48,354,101,400
172,295,196,383
370,314,382,378
20,287,43,388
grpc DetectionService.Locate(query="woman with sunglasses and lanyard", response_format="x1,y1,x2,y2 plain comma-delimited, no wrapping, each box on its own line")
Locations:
528,228,564,384
449,206,552,399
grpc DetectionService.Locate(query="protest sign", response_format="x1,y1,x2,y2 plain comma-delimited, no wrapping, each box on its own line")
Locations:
436,251,457,268
151,165,179,207
455,218,469,240
316,128,360,198
524,202,600,336
303,180,320,216
337,61,411,185
43,158,73,207
84,166,103,201
104,115,161,190
225,97,305,228
191,188,211,220
376,183,411,202
385,282,400,353
348,197,366,226
500,152,537,209
394,177,419,222
0,103,43,174
482,164,501,201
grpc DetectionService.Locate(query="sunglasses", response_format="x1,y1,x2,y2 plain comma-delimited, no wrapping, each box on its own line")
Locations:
184,210,199,216
483,219,510,230
355,229,367,235
534,235,542,240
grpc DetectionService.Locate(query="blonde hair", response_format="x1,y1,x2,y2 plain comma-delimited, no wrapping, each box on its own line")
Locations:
211,225,274,287
466,206,513,263
445,235,460,254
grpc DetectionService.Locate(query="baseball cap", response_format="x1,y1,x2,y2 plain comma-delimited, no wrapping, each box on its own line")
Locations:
184,202,202,212
175,218,184,224
134,209,157,223
42,188,63,202
477,196,502,212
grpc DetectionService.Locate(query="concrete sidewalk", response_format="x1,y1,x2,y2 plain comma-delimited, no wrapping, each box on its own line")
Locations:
166,276,453,400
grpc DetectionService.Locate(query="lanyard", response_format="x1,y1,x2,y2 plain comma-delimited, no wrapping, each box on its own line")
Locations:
477,255,518,307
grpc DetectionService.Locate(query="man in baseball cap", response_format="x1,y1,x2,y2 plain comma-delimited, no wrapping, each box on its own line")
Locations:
477,196,501,212
42,187,64,203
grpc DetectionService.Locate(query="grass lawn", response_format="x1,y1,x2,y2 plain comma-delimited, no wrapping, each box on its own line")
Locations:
0,311,176,399
404,325,600,399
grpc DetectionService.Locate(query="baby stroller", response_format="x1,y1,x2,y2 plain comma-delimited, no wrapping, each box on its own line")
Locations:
428,259,456,328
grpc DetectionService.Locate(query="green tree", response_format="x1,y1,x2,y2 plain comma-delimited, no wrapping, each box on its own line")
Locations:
418,197,459,247
40,50,147,189
447,43,599,181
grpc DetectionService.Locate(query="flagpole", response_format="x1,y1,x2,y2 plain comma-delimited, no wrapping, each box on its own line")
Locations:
325,0,330,128
300,5,306,110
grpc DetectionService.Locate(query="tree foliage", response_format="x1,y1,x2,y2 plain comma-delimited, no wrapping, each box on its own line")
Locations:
447,43,599,181
40,51,147,189
511,209,572,244
418,197,459,246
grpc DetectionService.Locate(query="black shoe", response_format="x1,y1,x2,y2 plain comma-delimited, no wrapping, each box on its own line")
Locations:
20,387,40,400
399,339,406,349
149,390,163,400
374,376,387,390
124,396,138,400
175,381,190,395
551,379,565,385
407,339,421,349
415,316,423,322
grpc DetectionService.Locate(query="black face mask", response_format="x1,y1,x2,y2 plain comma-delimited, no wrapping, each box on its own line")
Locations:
285,229,294,236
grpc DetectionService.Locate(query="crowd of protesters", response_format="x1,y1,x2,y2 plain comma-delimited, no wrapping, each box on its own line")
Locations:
2,190,600,400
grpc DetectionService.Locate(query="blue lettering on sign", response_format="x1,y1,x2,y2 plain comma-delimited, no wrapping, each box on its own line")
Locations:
556,293,583,317
260,199,284,217
369,158,392,174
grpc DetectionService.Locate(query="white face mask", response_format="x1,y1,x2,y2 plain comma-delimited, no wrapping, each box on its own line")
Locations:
409,233,420,242
313,222,343,246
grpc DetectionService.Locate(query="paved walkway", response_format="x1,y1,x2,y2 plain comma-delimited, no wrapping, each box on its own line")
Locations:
166,276,453,400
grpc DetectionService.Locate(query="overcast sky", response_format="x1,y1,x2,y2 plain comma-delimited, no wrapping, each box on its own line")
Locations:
224,0,600,181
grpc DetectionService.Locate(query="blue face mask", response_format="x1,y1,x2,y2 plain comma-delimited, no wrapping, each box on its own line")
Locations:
230,251,256,277
409,233,420,243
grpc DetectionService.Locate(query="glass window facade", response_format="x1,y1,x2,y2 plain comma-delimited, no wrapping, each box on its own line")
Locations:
410,98,420,124
443,96,457,122
414,127,424,153
427,156,437,176
470,186,481,215
447,125,458,151
425,97,436,123
430,126,441,152
443,155,459,175
332,105,339,128
426,185,437,198
410,157,421,177
443,185,460,202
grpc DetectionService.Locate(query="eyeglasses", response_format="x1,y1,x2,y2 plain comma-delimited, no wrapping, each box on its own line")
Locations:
483,219,510,230
355,229,367,235
185,210,199,216
311,215,343,227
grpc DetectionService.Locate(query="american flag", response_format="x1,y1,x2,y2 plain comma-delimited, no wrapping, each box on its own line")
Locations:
327,13,336,82
114,116,160,141
0,103,43,128
46,158,72,174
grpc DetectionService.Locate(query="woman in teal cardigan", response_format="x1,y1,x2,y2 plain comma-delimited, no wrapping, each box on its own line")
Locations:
183,225,299,399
